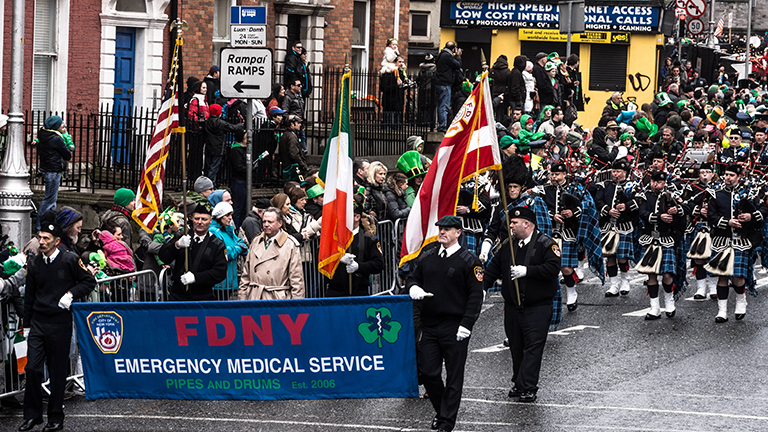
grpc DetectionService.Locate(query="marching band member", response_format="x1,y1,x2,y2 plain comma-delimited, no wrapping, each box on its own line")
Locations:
635,171,687,320
594,159,644,297
705,164,768,323
681,162,717,300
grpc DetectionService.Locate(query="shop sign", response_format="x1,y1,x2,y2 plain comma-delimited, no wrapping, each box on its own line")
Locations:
518,29,631,45
448,3,660,33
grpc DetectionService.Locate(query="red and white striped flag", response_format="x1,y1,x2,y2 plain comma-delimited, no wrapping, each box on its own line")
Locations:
400,71,501,265
132,85,180,232
714,15,725,37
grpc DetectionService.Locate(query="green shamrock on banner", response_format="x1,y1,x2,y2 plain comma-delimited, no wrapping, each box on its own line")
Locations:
358,307,402,349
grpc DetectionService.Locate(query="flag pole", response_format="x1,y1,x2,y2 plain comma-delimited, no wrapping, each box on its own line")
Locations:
171,17,191,287
483,49,522,308
344,53,354,296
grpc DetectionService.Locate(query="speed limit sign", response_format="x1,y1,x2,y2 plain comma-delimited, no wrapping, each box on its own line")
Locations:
687,18,704,35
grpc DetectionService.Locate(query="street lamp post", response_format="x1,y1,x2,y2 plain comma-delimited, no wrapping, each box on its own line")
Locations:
0,0,33,248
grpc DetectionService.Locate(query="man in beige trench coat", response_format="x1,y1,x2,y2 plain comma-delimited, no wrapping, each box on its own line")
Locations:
239,207,305,300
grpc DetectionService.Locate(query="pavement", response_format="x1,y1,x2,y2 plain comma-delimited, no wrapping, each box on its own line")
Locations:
3,266,768,431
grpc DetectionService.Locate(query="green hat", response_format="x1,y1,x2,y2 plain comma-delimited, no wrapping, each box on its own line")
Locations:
707,84,719,94
636,117,658,137
546,52,562,66
619,133,636,144
676,100,688,111
435,215,462,229
114,188,136,207
656,92,672,107
397,150,426,179
500,135,517,149
307,184,324,199
545,62,556,71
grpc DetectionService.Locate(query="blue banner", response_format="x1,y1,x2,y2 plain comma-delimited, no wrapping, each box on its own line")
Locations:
230,6,267,25
448,3,660,33
73,296,418,400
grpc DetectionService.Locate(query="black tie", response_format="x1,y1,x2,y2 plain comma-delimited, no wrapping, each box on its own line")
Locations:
440,250,447,259
195,236,202,244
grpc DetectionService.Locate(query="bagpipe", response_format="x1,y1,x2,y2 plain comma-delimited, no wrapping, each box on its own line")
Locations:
635,191,677,275
551,186,582,250
601,186,631,256
704,186,758,276
686,188,712,260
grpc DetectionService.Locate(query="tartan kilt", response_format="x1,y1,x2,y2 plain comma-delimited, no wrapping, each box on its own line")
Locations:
614,231,636,260
732,248,752,279
561,239,580,268
657,245,678,275
463,231,483,256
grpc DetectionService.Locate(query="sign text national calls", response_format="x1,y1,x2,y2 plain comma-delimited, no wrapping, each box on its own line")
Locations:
448,2,659,33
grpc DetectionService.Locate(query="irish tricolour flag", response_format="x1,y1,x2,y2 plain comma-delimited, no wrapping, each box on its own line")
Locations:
317,69,354,278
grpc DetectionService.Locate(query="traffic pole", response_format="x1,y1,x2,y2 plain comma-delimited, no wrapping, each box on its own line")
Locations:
246,99,253,213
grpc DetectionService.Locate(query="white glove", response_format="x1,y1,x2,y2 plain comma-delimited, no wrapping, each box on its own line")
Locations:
479,240,493,263
58,292,73,310
180,272,196,285
22,328,30,339
456,325,471,341
409,285,427,300
176,234,192,249
340,253,356,265
346,260,359,273
482,289,487,303
509,265,527,280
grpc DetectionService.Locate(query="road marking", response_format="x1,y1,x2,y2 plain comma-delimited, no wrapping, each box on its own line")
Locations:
548,325,600,336
464,386,768,401
623,307,671,317
461,397,768,422
472,344,507,353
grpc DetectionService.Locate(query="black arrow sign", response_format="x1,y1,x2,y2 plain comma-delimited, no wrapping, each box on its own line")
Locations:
234,80,261,93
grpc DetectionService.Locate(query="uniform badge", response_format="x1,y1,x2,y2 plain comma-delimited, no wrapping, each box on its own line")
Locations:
78,259,89,272
474,266,483,282
87,311,124,354
377,242,382,254
552,244,561,257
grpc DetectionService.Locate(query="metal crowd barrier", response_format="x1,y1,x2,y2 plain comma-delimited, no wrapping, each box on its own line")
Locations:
1,269,162,403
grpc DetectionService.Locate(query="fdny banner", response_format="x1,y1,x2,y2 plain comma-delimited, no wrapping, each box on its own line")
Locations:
73,296,417,400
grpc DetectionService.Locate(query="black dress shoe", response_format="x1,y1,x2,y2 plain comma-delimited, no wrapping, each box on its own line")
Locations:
518,391,537,402
42,422,63,432
508,386,522,398
645,312,661,320
665,310,676,318
604,291,619,298
735,313,746,320
693,293,706,300
709,293,717,300
567,301,578,311
715,316,728,323
18,418,43,431
431,416,439,430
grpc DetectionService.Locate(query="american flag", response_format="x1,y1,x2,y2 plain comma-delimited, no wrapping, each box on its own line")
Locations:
714,15,725,37
132,45,180,233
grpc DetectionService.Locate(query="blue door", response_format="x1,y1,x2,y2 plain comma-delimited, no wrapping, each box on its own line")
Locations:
113,27,136,165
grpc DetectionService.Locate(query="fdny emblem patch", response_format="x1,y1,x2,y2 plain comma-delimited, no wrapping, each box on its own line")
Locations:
87,311,124,354
552,244,561,257
474,266,483,282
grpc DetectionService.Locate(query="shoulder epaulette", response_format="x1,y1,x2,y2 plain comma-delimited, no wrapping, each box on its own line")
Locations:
458,248,478,264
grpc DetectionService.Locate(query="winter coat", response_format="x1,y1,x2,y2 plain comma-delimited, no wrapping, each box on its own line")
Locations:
100,206,138,249
158,232,227,301
435,48,462,86
99,230,135,273
204,74,221,105
139,229,166,276
37,129,72,173
587,128,618,165
204,116,243,156
523,71,536,113
209,219,247,291
489,55,511,98
385,179,411,221
228,142,248,181
279,129,308,174
239,230,304,300
284,50,310,97
241,209,264,244
416,62,436,109
509,56,527,105
188,94,209,122
366,182,389,220
600,98,625,127
281,89,305,119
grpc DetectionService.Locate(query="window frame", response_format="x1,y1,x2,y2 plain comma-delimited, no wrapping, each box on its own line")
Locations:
409,12,430,40
588,44,628,92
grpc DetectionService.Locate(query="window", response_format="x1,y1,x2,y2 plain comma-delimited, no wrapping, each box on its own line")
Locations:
410,13,429,38
116,0,146,12
589,44,628,92
32,0,57,113
212,0,232,66
352,2,368,46
351,0,370,93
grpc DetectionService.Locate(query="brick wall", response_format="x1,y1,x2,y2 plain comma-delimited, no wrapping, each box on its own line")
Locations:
181,0,214,82
67,0,101,113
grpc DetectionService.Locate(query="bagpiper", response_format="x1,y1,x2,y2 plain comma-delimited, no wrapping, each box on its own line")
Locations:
635,171,687,320
681,162,717,300
705,164,768,323
594,159,644,296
